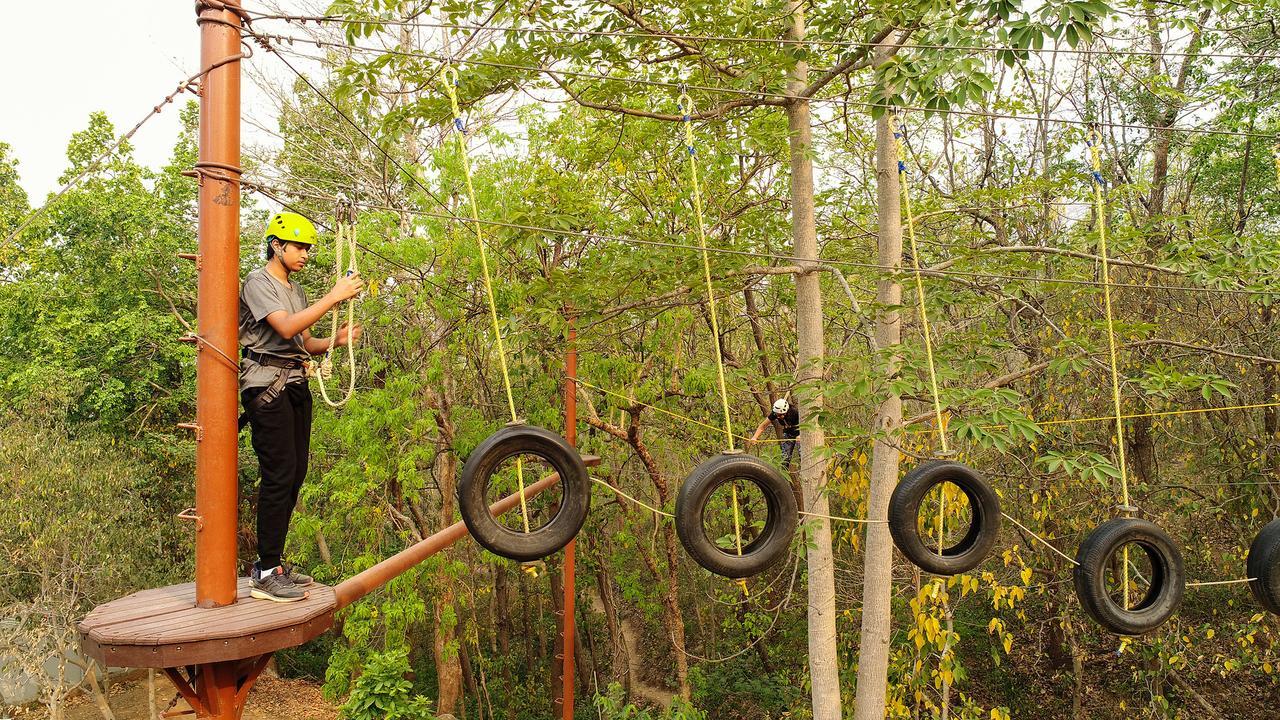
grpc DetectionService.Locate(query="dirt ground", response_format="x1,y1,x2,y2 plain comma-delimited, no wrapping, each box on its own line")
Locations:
43,672,339,720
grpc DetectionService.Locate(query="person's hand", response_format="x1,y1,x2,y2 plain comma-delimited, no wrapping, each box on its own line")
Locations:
335,323,363,347
327,272,365,303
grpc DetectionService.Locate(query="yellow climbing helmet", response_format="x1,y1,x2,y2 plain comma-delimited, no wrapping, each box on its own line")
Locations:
264,211,318,246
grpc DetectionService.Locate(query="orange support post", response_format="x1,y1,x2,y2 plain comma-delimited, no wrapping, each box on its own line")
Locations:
194,0,243,610
559,320,578,719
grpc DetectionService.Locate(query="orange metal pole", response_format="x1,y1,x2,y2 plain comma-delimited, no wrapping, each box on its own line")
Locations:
561,321,577,720
333,473,562,610
194,0,242,609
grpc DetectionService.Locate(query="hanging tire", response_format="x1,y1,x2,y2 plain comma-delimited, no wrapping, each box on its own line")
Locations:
888,460,1001,576
457,424,590,562
1247,518,1280,615
676,452,798,578
1073,518,1184,635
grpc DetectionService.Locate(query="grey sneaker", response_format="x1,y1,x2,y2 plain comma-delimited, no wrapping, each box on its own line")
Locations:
251,565,308,603
283,563,314,586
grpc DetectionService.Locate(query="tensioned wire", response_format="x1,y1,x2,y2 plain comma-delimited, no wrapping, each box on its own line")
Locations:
575,376,1264,586
243,28,1278,141
234,41,1280,299
242,179,1280,299
243,10,1279,62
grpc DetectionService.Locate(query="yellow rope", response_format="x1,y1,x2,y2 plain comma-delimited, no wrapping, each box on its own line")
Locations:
443,67,530,533
315,201,359,407
1088,127,1132,609
679,92,746,594
894,115,950,456
895,115,950,555
1088,129,1130,509
679,92,736,453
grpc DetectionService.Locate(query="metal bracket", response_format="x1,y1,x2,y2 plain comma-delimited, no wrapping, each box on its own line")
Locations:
177,422,204,441
177,508,204,531
177,252,202,270
1115,504,1139,515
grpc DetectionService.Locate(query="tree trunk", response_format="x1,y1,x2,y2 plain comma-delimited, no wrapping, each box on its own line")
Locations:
853,81,905,720
785,3,841,718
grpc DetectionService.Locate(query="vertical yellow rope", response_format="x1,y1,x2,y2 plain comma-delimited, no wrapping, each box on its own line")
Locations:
895,115,950,556
679,92,747,595
679,93,736,453
1089,126,1131,608
443,67,530,533
894,116,950,456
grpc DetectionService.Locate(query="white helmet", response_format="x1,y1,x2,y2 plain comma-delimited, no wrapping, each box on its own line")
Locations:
772,398,789,414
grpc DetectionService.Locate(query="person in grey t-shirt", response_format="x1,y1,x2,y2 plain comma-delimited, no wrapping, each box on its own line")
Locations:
239,211,364,602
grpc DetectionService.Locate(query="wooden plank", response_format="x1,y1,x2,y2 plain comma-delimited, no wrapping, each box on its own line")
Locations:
108,603,306,644
83,612,334,668
100,589,335,645
85,584,334,646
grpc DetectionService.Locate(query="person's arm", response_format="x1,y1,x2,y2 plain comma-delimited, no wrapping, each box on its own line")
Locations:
302,323,362,354
749,417,772,443
264,273,364,341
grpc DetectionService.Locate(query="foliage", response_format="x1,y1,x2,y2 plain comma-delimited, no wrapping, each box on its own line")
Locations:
339,648,436,720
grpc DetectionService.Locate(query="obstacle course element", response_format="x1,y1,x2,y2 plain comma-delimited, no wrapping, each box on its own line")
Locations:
458,424,591,562
888,461,1001,576
676,452,799,578
1072,518,1185,636
1248,518,1280,615
886,116,1001,578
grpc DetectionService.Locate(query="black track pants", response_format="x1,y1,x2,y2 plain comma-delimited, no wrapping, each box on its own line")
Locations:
242,381,312,571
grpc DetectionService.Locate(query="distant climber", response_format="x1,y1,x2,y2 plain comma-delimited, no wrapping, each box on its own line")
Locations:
748,398,800,471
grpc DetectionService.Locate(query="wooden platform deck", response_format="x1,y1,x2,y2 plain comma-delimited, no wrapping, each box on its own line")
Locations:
79,579,335,668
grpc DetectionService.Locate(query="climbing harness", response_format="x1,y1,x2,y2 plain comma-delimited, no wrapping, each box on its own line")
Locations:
1070,126,1184,635
314,199,359,407
885,115,1001,576
441,66,589,561
669,90,797,581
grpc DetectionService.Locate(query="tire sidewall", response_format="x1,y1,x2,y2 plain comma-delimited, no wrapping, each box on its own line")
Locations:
1073,518,1185,635
676,453,798,578
888,460,1002,576
1247,518,1280,615
457,425,589,562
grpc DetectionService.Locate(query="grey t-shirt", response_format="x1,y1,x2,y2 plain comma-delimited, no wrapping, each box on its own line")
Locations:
238,267,310,389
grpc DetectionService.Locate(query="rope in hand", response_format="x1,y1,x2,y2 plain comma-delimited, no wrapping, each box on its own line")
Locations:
315,199,359,407
895,114,953,555
679,90,749,595
1088,126,1135,608
442,66,531,533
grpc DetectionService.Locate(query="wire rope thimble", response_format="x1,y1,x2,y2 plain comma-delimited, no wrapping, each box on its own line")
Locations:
441,64,463,126
677,86,696,154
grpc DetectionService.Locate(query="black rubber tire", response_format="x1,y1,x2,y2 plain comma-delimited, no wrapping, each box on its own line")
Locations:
1072,518,1184,635
888,460,1001,576
675,452,798,578
457,424,589,562
1247,518,1280,615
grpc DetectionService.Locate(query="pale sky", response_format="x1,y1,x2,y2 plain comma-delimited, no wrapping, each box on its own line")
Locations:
1,1,293,203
